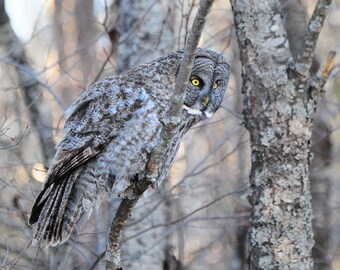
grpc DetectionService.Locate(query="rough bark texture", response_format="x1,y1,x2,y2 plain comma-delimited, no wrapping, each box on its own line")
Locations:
280,1,332,268
230,0,333,269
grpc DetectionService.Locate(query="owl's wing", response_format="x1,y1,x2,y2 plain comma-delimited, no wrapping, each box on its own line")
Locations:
29,80,146,225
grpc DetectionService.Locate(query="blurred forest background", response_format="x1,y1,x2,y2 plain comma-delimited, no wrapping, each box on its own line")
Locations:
0,0,340,269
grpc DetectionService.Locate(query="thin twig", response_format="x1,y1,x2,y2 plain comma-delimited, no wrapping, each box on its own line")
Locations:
0,125,28,150
93,187,246,269
0,57,65,110
0,4,58,166
307,50,337,104
122,187,247,243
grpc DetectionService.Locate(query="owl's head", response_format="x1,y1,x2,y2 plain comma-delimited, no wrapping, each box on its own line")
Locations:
182,48,230,119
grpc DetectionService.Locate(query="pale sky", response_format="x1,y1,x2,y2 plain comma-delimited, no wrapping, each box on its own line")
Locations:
4,0,111,42
5,0,43,42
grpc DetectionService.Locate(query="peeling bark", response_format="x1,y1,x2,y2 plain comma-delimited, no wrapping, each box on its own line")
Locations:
230,0,333,269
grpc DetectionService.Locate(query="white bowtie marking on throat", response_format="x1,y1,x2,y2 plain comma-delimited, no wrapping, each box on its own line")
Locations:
183,104,202,116
204,111,213,118
182,104,214,118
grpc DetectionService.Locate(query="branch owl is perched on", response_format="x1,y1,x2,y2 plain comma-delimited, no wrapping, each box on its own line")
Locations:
29,48,230,246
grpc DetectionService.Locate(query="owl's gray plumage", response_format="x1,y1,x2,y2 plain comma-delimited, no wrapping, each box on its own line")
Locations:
29,48,230,246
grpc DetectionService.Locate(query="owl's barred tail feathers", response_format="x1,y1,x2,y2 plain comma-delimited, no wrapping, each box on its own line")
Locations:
29,172,91,247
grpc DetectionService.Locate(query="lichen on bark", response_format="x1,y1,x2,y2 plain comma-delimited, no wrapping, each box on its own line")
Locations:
230,0,334,269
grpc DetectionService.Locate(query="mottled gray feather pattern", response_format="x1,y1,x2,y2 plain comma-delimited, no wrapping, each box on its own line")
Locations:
29,48,230,246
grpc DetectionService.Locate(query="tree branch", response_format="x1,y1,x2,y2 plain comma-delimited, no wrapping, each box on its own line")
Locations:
105,0,215,269
295,0,332,77
307,50,337,104
0,56,65,110
170,0,215,118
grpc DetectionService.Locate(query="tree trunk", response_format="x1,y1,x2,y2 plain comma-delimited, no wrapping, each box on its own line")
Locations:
74,0,97,80
230,0,333,268
310,108,332,269
279,1,333,268
116,0,176,74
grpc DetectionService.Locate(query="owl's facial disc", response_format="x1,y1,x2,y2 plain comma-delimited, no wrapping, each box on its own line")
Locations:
183,75,211,117
183,75,215,118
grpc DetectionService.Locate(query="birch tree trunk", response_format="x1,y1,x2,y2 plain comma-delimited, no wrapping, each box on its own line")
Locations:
230,0,333,268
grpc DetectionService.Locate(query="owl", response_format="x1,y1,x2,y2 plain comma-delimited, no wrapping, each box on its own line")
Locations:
29,48,230,247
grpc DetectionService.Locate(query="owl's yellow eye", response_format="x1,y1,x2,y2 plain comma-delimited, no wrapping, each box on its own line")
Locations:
213,82,218,90
191,78,201,87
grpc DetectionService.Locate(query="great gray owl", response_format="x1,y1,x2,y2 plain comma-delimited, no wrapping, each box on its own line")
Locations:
29,48,230,247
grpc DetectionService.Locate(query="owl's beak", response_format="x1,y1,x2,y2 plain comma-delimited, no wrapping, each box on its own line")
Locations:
203,92,217,118
203,96,209,106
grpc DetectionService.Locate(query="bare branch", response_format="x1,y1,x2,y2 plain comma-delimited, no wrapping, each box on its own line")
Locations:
170,0,214,118
123,187,247,243
0,57,65,110
104,0,215,269
0,125,28,150
321,50,336,78
307,50,337,105
295,0,332,77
